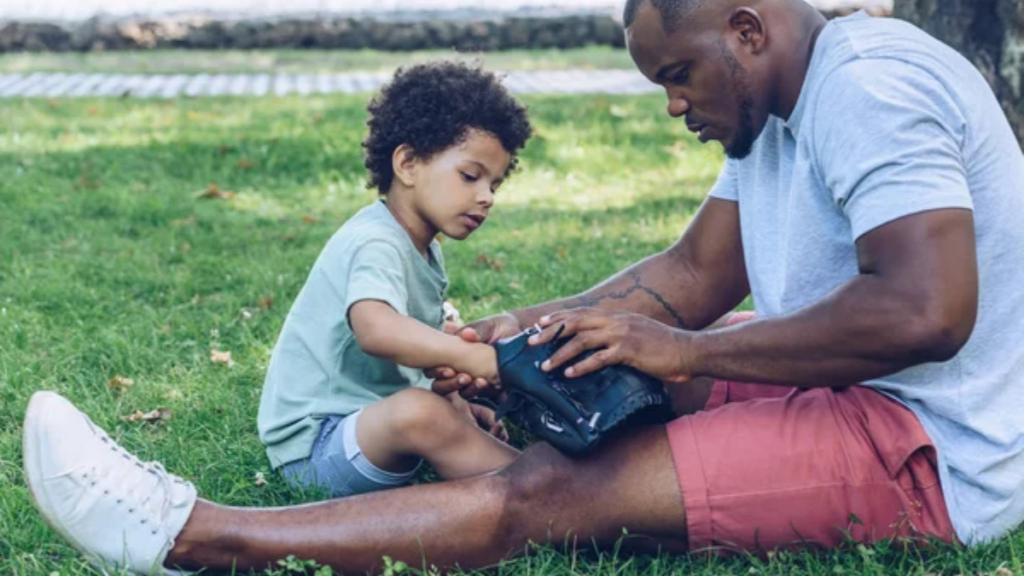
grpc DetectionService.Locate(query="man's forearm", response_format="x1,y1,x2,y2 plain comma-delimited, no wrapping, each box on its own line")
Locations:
689,275,970,388
512,249,747,331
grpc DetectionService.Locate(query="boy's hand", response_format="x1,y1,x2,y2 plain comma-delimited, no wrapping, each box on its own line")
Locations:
428,313,521,398
447,393,509,442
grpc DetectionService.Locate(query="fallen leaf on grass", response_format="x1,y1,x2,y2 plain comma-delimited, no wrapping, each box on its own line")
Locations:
236,159,255,170
254,471,268,487
258,295,274,310
76,170,100,191
475,253,504,271
301,214,320,225
120,408,172,425
108,375,134,393
195,183,236,200
210,349,235,367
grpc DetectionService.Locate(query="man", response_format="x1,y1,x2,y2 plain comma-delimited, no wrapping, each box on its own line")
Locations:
22,0,1024,573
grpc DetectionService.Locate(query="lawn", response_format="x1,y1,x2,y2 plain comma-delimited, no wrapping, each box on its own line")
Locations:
0,93,1020,575
0,46,634,75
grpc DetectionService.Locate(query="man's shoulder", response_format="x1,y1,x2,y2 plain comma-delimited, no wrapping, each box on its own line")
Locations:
817,14,973,95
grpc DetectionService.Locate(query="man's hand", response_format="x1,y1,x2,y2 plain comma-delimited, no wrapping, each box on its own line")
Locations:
446,393,509,442
531,308,696,384
428,313,522,398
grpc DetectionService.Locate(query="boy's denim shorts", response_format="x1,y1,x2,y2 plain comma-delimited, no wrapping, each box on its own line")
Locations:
280,410,421,498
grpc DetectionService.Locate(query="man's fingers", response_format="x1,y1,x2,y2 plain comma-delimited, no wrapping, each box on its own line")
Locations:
564,348,617,378
542,330,607,372
431,377,463,396
529,319,574,346
425,367,455,379
531,310,616,346
456,326,483,343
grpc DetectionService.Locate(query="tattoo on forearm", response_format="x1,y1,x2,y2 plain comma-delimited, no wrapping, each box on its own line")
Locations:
573,272,688,328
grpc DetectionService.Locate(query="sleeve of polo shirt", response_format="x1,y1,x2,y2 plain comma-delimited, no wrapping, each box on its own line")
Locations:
813,58,972,240
708,157,739,202
341,240,409,322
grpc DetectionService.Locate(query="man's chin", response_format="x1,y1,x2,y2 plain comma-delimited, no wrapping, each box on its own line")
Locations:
723,135,755,160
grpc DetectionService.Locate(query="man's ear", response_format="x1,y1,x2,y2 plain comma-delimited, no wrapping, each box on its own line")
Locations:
729,7,767,54
392,144,418,187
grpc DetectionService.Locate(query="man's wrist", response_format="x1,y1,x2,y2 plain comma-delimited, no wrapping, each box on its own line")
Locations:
678,328,707,381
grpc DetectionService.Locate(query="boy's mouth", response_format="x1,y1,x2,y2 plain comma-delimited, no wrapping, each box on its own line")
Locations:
462,213,486,230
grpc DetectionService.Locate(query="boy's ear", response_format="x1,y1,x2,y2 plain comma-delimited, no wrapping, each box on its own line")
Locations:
392,144,418,187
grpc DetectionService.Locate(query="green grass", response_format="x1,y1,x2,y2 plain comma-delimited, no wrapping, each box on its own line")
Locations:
0,93,1021,576
0,46,634,74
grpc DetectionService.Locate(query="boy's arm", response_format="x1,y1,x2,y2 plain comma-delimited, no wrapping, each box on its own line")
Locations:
349,300,498,382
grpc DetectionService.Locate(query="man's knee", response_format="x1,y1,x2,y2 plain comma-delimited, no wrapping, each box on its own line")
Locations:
495,444,577,544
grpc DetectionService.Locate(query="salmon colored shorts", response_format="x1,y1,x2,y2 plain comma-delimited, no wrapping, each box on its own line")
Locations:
666,312,957,552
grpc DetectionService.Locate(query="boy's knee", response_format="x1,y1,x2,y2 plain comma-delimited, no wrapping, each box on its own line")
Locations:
387,388,457,443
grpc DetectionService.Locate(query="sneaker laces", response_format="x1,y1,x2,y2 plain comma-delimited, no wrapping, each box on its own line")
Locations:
88,421,188,535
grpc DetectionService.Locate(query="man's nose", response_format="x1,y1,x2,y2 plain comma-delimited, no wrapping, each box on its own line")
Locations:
667,94,690,117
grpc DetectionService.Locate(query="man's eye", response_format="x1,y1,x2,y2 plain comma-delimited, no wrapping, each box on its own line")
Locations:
461,172,479,182
671,71,689,84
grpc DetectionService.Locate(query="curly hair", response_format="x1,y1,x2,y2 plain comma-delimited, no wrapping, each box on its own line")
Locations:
362,61,532,194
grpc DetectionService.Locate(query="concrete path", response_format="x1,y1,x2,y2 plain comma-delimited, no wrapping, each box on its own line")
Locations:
0,69,661,99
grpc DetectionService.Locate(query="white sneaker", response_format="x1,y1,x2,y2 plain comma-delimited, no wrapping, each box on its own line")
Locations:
23,391,198,575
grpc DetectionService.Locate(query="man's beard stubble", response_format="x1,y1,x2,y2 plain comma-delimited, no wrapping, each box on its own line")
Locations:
721,44,757,160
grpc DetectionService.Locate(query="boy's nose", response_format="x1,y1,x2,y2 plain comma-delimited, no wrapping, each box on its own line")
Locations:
478,188,495,207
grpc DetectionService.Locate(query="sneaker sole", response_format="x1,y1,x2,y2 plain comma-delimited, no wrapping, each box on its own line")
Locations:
23,391,113,574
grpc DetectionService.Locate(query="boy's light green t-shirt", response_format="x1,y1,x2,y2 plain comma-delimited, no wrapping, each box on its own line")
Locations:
257,200,448,468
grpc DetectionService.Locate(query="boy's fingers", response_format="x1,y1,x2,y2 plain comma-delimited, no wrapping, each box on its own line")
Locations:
491,421,508,441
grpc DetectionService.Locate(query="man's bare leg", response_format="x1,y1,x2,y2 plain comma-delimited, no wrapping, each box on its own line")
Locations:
166,426,687,573
668,377,716,416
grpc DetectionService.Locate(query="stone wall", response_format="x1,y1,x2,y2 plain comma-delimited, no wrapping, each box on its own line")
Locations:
0,7,889,53
1,14,626,52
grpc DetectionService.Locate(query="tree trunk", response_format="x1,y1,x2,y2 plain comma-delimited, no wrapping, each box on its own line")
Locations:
895,0,1023,147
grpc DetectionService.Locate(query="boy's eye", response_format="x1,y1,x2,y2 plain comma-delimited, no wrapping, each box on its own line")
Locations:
460,172,480,183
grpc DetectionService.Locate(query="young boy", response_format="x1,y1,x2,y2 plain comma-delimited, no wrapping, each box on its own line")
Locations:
258,61,533,497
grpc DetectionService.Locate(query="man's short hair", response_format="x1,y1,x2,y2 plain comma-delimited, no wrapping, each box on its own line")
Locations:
623,0,712,32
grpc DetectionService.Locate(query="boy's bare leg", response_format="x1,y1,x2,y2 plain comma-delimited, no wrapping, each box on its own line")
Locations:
166,425,687,573
358,387,518,479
